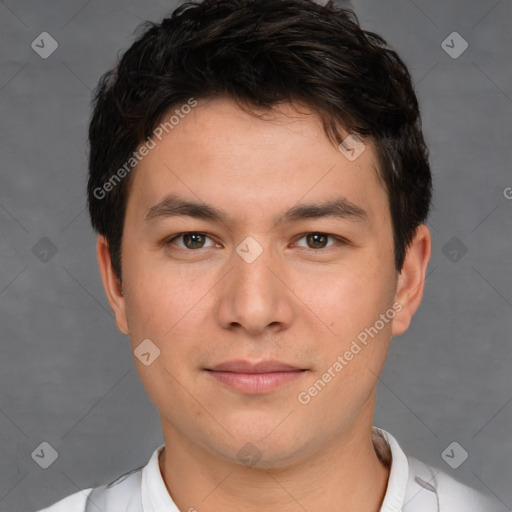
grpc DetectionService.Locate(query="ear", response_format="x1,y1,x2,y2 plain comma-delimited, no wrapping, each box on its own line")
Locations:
96,235,129,334
392,224,431,335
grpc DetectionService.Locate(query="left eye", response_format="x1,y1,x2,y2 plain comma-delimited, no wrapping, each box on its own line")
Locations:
294,232,341,249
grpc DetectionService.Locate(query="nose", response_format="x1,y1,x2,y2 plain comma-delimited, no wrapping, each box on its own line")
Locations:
215,238,295,337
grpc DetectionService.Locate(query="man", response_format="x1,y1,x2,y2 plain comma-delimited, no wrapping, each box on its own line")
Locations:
36,0,503,510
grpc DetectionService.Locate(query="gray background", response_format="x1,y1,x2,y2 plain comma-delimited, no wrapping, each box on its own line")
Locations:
0,0,511,510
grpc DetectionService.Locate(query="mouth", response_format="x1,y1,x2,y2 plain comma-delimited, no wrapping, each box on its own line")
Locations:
205,360,308,394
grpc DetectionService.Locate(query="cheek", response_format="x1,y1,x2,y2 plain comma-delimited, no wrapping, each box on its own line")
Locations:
310,257,395,339
123,270,203,406
122,242,184,325
299,264,395,414
123,257,216,368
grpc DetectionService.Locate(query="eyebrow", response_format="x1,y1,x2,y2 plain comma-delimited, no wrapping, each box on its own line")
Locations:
144,193,368,226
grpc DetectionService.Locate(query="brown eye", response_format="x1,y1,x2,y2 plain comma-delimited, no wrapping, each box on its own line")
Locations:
166,232,215,250
182,233,206,249
295,232,340,250
306,233,328,249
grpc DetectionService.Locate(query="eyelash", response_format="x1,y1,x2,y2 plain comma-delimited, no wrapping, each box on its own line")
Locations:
164,232,348,251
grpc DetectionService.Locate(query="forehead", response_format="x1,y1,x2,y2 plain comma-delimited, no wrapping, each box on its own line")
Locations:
125,98,389,228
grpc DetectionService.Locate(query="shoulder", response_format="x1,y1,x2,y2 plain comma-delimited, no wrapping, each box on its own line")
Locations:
407,456,504,512
32,446,161,512
33,488,93,512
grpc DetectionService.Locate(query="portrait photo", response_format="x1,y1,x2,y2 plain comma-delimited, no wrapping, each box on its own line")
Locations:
0,0,510,511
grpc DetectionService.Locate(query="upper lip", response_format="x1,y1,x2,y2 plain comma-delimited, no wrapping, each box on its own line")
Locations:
207,360,305,373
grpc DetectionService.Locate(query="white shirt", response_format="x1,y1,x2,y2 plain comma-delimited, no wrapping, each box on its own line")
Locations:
35,427,503,512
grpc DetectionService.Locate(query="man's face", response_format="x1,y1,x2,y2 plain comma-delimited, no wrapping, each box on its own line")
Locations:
115,98,401,466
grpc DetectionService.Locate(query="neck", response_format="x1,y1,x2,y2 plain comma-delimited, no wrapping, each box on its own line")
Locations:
159,410,390,512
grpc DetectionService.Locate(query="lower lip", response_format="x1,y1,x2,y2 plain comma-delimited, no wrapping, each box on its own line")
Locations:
206,370,306,394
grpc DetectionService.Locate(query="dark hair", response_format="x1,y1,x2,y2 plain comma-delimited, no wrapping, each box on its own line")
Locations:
87,0,432,282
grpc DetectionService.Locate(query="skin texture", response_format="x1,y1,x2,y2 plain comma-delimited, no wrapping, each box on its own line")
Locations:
97,98,431,511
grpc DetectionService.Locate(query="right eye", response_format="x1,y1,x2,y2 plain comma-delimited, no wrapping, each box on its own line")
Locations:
164,232,219,250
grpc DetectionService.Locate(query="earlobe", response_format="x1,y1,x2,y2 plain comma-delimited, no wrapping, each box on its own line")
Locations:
96,235,130,334
392,224,431,336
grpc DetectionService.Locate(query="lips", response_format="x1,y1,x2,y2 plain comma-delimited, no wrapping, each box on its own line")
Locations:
205,360,307,394
209,360,304,373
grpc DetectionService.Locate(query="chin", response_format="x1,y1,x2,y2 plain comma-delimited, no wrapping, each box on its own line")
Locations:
210,427,311,470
